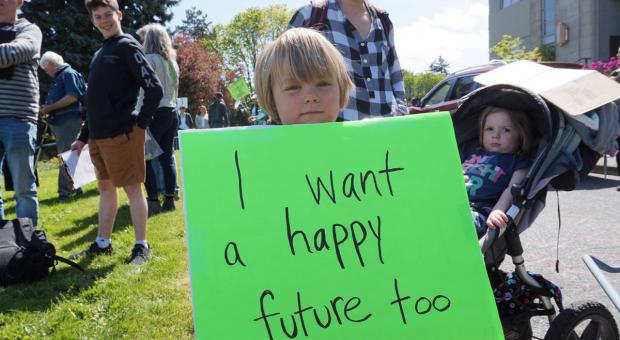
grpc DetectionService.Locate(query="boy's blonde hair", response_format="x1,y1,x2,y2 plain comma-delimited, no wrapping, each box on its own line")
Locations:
479,106,533,155
254,27,354,123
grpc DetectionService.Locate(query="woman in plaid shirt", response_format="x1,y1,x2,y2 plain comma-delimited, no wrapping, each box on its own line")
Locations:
289,0,407,121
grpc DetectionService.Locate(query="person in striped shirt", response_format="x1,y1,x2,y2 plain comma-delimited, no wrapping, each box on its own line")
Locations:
0,0,42,227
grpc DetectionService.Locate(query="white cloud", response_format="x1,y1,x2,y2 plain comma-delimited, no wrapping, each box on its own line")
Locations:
394,2,489,73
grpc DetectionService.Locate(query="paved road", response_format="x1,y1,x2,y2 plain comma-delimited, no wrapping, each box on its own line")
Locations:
498,173,620,338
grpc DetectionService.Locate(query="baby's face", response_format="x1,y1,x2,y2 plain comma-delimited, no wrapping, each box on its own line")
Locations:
272,75,341,125
482,111,521,154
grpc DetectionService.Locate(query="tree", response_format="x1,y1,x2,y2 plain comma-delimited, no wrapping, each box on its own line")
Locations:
175,7,213,41
21,0,179,95
429,55,450,74
403,71,446,102
176,41,222,115
211,5,291,93
490,35,543,61
402,69,415,101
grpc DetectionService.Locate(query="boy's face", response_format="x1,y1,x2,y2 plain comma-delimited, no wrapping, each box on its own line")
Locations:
272,75,341,125
91,6,123,39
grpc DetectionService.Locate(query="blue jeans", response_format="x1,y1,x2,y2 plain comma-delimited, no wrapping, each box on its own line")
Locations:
145,107,178,198
49,113,83,197
151,154,180,196
0,118,39,227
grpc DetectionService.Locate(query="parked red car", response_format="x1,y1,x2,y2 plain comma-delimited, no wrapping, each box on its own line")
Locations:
409,60,582,115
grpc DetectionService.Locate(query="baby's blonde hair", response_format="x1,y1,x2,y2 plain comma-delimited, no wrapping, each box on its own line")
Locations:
254,27,354,123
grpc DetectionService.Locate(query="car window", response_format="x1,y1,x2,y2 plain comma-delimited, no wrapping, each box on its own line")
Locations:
450,75,481,100
424,79,455,106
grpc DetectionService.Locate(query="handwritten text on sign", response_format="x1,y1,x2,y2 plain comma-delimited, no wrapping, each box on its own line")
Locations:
180,114,502,340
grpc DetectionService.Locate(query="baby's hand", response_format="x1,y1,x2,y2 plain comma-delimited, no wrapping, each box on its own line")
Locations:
486,210,509,229
463,173,471,188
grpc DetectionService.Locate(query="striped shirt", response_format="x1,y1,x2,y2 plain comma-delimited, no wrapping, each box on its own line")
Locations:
289,0,405,121
0,18,42,123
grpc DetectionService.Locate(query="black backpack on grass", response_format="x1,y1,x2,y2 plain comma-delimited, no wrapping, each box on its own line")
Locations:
0,218,83,285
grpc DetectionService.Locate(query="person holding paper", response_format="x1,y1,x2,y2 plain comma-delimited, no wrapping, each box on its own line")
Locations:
0,0,42,227
135,23,180,216
70,0,163,265
289,0,407,121
254,28,354,125
461,106,534,238
39,51,86,200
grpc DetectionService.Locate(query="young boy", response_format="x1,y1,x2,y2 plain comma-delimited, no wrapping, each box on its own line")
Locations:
254,28,354,124
70,0,163,264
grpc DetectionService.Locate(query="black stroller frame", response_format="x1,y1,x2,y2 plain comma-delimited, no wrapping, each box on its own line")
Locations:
453,84,620,340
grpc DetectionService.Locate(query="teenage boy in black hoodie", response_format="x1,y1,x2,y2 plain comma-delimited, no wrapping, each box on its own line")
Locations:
70,0,163,264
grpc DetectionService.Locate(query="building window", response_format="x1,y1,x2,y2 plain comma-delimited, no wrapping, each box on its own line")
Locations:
542,0,555,44
500,0,520,9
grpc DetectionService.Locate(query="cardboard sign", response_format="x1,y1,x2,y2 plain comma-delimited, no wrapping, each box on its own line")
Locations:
475,60,620,116
179,113,502,340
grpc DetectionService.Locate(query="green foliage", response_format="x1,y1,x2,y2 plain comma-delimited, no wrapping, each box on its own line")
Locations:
209,5,292,92
175,6,213,40
429,55,450,74
21,0,178,95
538,44,556,61
402,69,446,102
489,34,543,62
402,69,415,101
0,157,193,338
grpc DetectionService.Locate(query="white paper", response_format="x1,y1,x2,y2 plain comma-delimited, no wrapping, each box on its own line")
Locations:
475,60,620,116
59,145,97,189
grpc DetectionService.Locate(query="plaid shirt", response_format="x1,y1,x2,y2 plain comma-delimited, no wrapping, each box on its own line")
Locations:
289,0,405,121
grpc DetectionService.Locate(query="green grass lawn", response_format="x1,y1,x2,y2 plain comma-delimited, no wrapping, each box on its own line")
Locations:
0,159,194,339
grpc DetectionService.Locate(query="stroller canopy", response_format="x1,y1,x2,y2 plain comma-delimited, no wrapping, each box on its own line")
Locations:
452,84,554,152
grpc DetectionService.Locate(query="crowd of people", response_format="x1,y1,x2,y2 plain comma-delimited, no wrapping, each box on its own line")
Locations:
1,0,616,269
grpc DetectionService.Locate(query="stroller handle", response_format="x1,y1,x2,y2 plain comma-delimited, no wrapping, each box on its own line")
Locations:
479,204,523,256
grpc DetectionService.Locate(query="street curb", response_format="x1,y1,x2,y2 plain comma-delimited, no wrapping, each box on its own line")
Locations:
592,164,618,177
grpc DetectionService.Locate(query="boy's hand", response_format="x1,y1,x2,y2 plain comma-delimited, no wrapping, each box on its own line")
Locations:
70,140,85,154
486,209,509,229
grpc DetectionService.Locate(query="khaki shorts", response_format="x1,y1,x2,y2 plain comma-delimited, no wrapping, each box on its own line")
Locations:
89,126,146,187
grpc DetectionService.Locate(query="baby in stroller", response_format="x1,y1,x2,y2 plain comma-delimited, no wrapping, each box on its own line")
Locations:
462,106,534,239
454,84,619,340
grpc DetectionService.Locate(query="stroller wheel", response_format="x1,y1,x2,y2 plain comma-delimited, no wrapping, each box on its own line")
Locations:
544,301,619,340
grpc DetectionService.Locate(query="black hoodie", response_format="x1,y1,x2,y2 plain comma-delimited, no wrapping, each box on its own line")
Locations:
78,34,162,142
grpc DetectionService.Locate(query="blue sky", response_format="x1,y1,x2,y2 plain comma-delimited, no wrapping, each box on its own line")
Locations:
168,0,489,73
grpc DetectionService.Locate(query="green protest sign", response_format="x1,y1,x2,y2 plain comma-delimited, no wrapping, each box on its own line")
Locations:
179,113,502,340
227,76,251,100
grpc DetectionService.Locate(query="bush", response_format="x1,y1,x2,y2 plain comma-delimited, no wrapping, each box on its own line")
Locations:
583,57,619,76
402,69,446,102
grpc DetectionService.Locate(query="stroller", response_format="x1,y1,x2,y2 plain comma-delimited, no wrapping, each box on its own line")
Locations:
452,84,620,340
